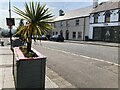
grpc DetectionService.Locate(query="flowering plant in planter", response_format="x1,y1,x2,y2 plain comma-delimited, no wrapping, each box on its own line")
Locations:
13,1,53,53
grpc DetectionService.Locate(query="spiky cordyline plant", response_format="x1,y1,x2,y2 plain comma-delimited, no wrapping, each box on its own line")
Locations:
13,1,53,52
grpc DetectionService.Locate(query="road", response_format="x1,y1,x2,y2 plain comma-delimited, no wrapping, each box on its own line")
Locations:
32,41,118,88
34,41,118,64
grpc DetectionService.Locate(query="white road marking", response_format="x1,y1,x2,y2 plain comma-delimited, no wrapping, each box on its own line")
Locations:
41,41,117,48
43,46,120,67
42,41,85,46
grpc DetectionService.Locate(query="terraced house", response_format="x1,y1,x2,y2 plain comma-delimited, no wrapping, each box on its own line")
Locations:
89,0,120,42
51,6,93,41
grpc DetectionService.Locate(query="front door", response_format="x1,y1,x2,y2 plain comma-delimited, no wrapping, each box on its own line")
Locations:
60,30,63,36
66,30,69,40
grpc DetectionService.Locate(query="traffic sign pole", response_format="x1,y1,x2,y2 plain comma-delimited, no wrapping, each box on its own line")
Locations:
9,0,12,50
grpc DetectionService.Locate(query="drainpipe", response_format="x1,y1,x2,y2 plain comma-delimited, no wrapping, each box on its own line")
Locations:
83,17,86,41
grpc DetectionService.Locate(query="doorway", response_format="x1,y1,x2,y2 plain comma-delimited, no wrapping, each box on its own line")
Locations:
60,30,63,36
66,30,69,40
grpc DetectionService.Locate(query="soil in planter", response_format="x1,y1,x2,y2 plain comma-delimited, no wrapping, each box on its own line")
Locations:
19,46,38,58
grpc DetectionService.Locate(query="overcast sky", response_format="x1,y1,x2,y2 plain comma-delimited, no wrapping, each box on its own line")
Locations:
0,0,109,29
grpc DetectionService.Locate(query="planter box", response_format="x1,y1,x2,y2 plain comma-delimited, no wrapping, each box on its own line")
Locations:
13,47,46,89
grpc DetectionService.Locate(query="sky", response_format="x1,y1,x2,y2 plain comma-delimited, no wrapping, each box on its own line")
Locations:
0,0,109,30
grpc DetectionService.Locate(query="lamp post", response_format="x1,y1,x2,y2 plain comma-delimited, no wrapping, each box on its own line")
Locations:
9,0,12,50
6,0,15,50
9,0,11,18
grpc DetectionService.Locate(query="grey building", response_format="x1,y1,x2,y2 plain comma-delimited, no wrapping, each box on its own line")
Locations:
51,6,93,41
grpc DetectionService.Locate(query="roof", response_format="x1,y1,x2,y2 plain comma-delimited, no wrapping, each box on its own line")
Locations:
92,0,120,13
53,6,93,22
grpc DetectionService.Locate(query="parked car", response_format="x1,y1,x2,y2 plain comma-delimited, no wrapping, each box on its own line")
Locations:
50,35,64,42
32,35,47,40
40,35,47,40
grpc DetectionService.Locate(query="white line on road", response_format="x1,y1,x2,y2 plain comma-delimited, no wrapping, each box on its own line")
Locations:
42,41,86,46
43,46,120,67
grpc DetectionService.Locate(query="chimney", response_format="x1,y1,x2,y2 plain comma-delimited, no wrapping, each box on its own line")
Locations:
93,0,98,8
59,9,65,16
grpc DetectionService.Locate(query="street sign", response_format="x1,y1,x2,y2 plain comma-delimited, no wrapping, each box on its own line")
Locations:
6,18,15,26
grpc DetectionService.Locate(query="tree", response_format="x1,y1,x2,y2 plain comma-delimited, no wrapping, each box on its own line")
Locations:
13,2,53,52
16,19,24,38
18,19,24,29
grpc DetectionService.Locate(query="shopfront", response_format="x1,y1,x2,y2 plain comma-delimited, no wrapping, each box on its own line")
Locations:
93,26,120,42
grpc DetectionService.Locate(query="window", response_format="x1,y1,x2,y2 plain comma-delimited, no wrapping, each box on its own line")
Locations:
56,32,58,35
93,13,99,23
60,21,63,27
105,13,110,22
66,20,69,26
78,32,82,39
53,32,54,35
118,10,120,21
104,11,111,23
73,32,76,38
119,13,120,21
60,30,63,36
54,22,56,28
76,19,79,25
94,17,98,23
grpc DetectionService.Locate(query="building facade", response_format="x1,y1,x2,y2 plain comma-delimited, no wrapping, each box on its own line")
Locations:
51,7,93,40
89,0,120,42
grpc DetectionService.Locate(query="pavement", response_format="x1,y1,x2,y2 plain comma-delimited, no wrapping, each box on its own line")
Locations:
0,38,119,89
0,38,75,89
65,40,119,47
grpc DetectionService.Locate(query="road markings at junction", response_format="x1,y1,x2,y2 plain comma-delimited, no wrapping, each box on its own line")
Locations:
44,46,120,67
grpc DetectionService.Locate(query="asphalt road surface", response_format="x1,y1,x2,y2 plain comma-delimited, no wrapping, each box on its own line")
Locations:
33,41,119,88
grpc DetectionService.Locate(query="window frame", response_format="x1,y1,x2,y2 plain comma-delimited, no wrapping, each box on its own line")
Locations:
75,19,79,25
73,32,76,38
94,16,98,23
117,10,120,22
104,11,111,23
60,21,63,27
119,12,120,22
78,32,82,39
66,20,69,26
56,32,58,35
53,32,54,35
93,13,99,23
54,22,56,28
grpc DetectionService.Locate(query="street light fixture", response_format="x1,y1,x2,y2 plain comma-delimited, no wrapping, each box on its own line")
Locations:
9,0,12,50
6,0,15,50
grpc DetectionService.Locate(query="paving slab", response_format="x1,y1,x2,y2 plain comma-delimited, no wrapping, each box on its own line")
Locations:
0,45,60,89
0,68,2,89
45,76,59,88
46,67,76,88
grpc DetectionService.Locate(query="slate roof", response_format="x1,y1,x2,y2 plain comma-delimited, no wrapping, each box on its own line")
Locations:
53,6,93,22
92,0,120,13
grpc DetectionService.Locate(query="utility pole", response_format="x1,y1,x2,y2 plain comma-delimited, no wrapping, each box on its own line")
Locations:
9,0,12,50
6,0,15,50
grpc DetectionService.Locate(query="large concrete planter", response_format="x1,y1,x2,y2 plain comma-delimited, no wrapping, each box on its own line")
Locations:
13,47,46,89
